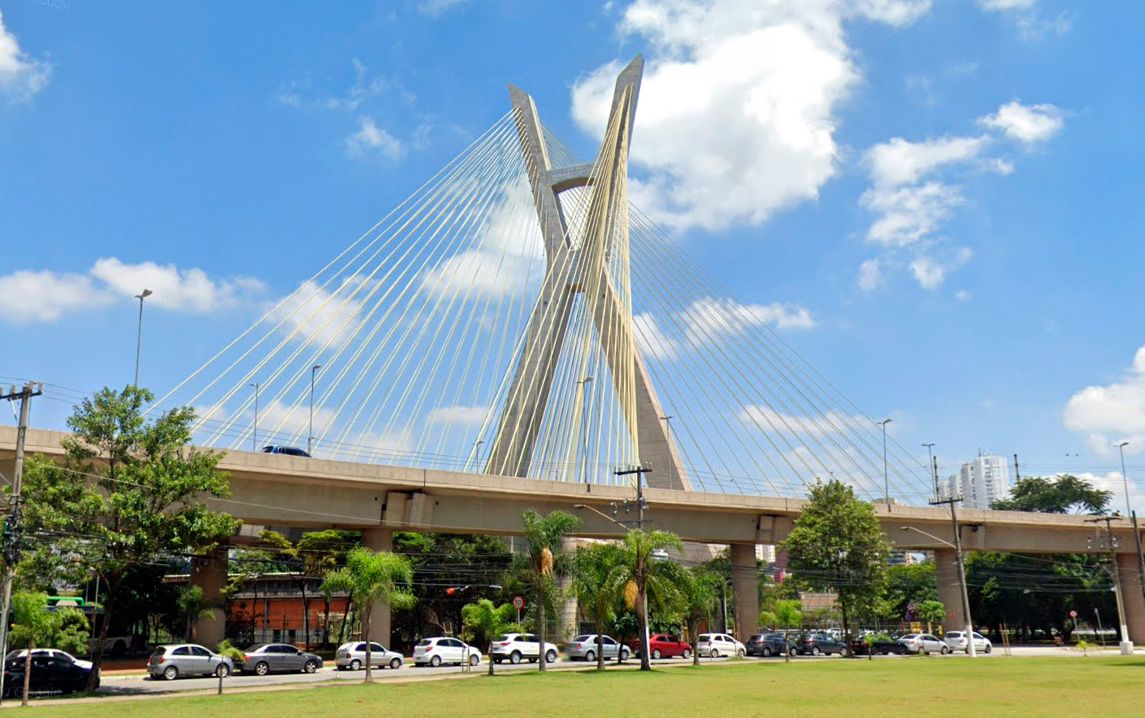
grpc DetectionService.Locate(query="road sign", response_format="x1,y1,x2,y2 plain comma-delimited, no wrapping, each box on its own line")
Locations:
1069,610,1077,618
512,596,524,610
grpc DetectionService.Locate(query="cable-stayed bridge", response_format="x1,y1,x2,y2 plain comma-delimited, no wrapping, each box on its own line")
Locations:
3,58,1144,647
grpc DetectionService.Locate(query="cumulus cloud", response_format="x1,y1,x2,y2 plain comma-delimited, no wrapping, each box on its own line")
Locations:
0,10,51,103
0,260,264,325
857,258,884,292
571,0,931,233
1063,347,1145,456
866,136,989,189
427,405,489,425
978,101,1064,146
634,312,678,360
268,279,369,347
682,297,815,346
345,116,405,161
977,0,1035,9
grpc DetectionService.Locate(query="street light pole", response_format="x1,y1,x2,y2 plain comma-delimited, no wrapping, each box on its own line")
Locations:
249,382,260,452
878,419,893,504
660,415,674,488
579,376,593,484
1117,442,1132,516
309,364,322,455
473,438,485,471
133,289,153,387
922,443,937,498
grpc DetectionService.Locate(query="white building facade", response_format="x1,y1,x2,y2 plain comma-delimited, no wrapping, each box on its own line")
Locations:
943,454,1011,509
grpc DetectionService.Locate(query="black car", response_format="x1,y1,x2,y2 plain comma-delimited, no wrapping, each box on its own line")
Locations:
260,445,311,457
2,650,98,698
849,634,908,656
793,633,850,656
745,633,797,657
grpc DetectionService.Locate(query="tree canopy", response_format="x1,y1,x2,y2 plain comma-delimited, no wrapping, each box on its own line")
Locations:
992,475,1111,514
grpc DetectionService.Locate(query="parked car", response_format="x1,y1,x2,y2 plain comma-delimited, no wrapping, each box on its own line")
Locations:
944,631,993,654
696,633,745,658
489,633,558,664
745,633,796,657
632,634,692,660
240,643,323,675
793,633,851,656
148,644,234,681
261,445,311,457
849,634,908,655
335,641,404,671
897,634,949,655
565,635,631,662
413,637,482,667
2,650,98,697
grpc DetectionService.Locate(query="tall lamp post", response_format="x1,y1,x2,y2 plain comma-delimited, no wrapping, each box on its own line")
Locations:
901,525,975,657
308,364,322,455
133,289,153,387
660,415,674,488
578,376,593,484
878,418,893,504
249,382,260,452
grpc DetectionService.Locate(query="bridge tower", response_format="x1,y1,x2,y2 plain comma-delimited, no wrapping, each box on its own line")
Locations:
483,56,689,491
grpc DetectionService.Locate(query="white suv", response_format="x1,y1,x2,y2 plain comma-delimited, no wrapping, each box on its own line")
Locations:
696,633,745,658
489,633,558,664
943,631,993,654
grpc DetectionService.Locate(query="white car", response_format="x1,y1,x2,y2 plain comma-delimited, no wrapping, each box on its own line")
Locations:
696,633,745,658
335,641,404,670
413,637,482,667
489,633,558,664
897,633,949,655
943,631,993,654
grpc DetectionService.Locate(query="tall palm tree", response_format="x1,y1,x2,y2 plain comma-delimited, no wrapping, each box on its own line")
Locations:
570,542,625,670
521,508,580,672
461,599,516,675
677,566,721,666
321,547,415,683
610,529,684,670
8,592,89,706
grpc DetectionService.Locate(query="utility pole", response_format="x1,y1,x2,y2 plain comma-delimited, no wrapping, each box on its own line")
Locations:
249,382,260,452
1119,442,1145,610
922,443,937,498
929,489,976,657
613,465,651,669
1087,515,1134,655
1013,453,1020,482
0,381,43,704
308,364,322,456
878,418,892,505
578,377,593,484
133,289,152,387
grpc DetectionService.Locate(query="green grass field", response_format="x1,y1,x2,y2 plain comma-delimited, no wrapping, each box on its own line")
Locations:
27,657,1145,718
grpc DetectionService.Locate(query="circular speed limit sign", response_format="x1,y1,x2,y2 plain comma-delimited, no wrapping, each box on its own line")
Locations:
512,596,524,610
1069,610,1077,618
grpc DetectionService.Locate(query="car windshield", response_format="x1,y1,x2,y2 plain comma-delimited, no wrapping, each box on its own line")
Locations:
150,648,166,657
698,634,712,641
572,635,591,642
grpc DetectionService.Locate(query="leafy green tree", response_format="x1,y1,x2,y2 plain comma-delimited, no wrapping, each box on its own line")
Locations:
783,479,891,640
8,592,90,705
321,547,416,683
678,567,721,666
916,599,946,635
21,386,240,690
570,542,624,670
773,600,802,663
520,509,580,672
992,475,1111,514
176,585,217,642
610,529,684,671
461,599,517,675
882,561,939,624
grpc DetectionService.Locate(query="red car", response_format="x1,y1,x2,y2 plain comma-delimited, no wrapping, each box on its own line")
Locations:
630,634,693,660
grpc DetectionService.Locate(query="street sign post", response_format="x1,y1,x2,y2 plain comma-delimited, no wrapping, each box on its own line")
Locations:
513,596,524,624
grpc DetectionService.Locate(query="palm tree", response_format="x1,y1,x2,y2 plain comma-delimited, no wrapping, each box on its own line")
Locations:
321,547,415,683
774,599,803,664
570,542,625,670
8,592,89,706
176,585,216,642
610,529,684,670
521,508,580,672
679,567,721,666
461,599,517,675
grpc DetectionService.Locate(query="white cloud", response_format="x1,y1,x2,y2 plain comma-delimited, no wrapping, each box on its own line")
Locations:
977,0,1035,9
1064,347,1145,457
268,279,368,347
345,116,405,161
857,258,884,292
681,297,815,345
91,258,265,312
418,0,467,18
862,181,964,248
633,312,678,360
0,10,51,103
867,136,988,189
427,405,488,425
1072,471,1143,516
740,405,867,437
571,0,930,233
978,101,1064,146
0,270,111,324
955,289,971,301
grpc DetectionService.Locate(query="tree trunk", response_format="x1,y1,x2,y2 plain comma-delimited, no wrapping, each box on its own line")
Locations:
300,583,310,651
252,582,260,644
87,604,112,692
338,600,352,646
21,642,32,706
637,573,651,671
596,618,605,671
362,604,373,683
323,597,332,650
536,578,546,673
488,640,495,676
840,602,849,644
689,618,701,666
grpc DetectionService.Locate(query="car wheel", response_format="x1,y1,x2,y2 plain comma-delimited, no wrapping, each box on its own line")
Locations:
585,650,596,663
840,647,850,658
350,659,362,671
737,648,745,658
545,649,557,664
984,644,992,654
255,661,270,676
510,651,522,665
682,649,692,660
163,665,179,681
811,647,822,656
469,654,480,666
390,657,402,670
430,655,442,668
620,649,630,661
652,649,662,660
304,660,318,674
711,648,720,658
941,646,949,655
761,647,772,657
215,664,231,678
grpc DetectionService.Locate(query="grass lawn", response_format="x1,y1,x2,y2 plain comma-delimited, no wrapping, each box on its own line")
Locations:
26,657,1145,717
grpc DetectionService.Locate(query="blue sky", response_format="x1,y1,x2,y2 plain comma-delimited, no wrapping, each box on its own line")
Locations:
1,1,1143,504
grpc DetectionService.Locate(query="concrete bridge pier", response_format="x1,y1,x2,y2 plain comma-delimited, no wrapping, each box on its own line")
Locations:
363,527,395,648
934,549,965,633
730,543,759,642
191,544,229,649
1116,554,1145,646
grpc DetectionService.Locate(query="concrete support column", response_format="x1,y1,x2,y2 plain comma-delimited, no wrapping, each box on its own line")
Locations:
191,544,228,650
730,543,758,643
934,549,964,633
559,537,578,640
1116,553,1145,645
362,528,394,647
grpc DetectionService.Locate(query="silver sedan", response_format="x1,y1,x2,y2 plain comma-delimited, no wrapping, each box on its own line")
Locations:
335,641,404,671
565,635,631,662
